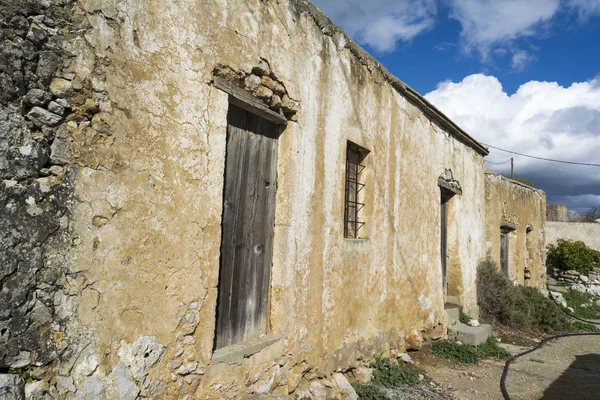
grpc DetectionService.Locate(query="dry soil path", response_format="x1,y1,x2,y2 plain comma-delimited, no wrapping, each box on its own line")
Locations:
414,335,600,400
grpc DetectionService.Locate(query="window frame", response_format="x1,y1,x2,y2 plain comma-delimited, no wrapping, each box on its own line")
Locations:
344,141,369,239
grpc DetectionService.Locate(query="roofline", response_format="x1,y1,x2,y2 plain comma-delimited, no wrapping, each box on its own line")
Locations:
291,0,489,156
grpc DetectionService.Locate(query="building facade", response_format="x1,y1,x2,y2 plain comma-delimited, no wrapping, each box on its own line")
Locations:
484,172,547,289
0,0,502,398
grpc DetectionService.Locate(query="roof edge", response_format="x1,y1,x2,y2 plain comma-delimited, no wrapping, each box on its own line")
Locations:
290,0,489,156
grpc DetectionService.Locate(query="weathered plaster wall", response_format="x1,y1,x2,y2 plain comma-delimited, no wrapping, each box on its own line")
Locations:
546,222,600,251
2,0,488,398
484,171,546,288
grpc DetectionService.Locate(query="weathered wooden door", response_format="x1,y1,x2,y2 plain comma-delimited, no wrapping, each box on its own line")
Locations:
500,231,509,275
215,104,279,349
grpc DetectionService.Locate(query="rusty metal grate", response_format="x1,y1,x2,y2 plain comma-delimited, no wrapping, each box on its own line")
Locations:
344,142,367,238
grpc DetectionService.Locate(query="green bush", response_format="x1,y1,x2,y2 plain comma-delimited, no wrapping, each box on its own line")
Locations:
430,336,511,364
476,259,570,332
547,239,600,275
370,357,419,387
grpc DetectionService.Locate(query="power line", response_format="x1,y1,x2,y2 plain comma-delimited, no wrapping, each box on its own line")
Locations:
481,143,600,167
484,158,512,165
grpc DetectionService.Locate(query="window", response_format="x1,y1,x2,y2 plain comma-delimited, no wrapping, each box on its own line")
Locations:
344,141,369,238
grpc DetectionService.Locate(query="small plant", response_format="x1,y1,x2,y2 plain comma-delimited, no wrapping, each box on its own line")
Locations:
571,321,600,332
370,357,419,387
529,358,545,363
352,383,388,400
431,337,511,363
8,367,33,383
547,239,600,275
459,311,472,324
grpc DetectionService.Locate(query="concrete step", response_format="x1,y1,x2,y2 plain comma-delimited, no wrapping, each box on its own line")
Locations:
444,304,461,323
448,322,493,346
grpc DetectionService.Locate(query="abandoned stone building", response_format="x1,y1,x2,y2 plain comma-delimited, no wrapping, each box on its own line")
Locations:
484,172,547,289
0,0,549,398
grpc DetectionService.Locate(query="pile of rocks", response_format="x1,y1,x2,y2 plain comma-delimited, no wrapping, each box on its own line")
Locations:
213,60,300,120
550,268,600,296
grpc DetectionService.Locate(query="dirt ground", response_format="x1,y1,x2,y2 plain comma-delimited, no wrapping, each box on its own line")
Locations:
410,330,600,400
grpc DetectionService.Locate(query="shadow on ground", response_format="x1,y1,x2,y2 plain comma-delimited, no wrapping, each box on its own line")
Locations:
541,354,600,400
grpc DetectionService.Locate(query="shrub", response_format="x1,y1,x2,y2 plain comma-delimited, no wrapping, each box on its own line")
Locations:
476,259,570,332
547,239,600,275
475,336,512,360
370,357,419,387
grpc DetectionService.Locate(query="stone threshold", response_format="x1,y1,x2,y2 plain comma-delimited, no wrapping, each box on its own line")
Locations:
212,334,282,365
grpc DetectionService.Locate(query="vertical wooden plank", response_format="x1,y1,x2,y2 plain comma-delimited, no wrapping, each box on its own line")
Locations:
216,104,279,349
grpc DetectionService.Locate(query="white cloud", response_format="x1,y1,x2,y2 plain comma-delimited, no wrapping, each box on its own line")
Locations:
511,50,535,71
568,0,600,20
312,0,437,52
447,0,560,59
425,74,600,211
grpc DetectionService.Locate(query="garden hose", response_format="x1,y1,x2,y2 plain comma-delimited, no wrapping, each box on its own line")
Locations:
499,283,600,400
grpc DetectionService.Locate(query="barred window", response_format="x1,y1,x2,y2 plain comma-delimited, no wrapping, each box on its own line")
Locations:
344,141,369,238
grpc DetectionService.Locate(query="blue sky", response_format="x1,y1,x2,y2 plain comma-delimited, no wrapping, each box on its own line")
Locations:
313,0,600,214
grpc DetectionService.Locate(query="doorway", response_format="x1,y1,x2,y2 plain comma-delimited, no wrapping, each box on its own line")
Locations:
215,103,279,349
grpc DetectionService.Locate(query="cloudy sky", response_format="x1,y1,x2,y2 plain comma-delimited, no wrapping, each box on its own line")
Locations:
313,0,600,213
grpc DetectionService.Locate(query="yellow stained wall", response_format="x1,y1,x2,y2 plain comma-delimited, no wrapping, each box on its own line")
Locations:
61,0,487,397
484,172,547,288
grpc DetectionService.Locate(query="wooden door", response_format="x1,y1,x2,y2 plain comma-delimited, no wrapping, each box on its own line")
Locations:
215,104,279,349
500,231,509,275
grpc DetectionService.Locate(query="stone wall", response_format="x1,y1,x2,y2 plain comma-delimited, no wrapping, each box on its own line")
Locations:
1,0,489,398
484,171,547,288
546,221,600,251
0,0,78,385
546,203,585,222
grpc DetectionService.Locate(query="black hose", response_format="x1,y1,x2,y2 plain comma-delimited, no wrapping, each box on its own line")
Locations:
499,282,600,399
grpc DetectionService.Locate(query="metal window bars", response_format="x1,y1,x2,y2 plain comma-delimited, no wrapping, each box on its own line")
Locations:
344,144,366,238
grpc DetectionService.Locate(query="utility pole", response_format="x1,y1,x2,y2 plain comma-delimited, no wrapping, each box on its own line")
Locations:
510,157,514,179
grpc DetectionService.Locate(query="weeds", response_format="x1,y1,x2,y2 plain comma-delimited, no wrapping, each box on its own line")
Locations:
430,341,478,363
563,290,600,320
529,358,545,363
475,337,512,360
571,321,600,332
8,367,33,383
352,383,387,400
370,357,419,387
352,357,421,400
431,336,511,364
459,311,472,324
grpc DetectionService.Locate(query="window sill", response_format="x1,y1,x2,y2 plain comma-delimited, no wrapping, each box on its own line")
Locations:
211,333,282,365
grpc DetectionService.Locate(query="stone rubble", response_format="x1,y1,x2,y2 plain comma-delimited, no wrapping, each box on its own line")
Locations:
550,267,600,297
